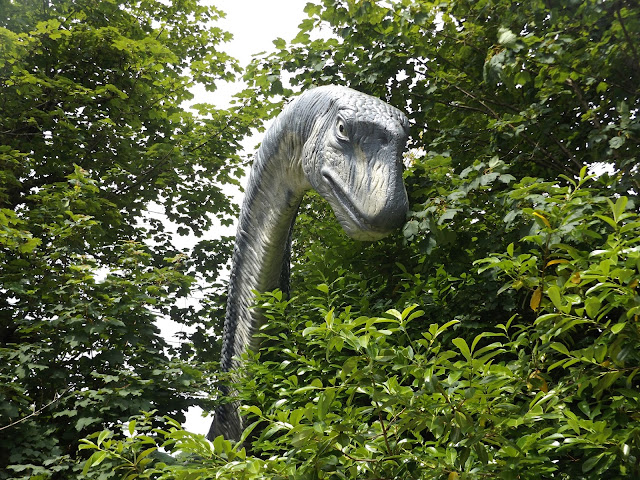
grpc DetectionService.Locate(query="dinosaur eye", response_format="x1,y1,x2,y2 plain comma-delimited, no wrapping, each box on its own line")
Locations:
336,119,348,139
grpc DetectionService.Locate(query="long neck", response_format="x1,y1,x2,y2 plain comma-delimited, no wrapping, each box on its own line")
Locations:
220,118,309,372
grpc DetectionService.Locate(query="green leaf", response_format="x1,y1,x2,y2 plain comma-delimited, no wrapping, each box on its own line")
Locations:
340,356,359,380
137,447,157,461
582,453,602,472
611,196,628,222
76,417,101,432
18,237,41,253
83,451,107,474
534,313,561,325
611,322,625,334
294,385,321,394
452,338,472,362
549,342,570,356
498,27,517,46
585,297,601,319
546,285,565,311
213,434,226,453
97,429,109,447
595,214,618,229
317,388,335,420
243,405,262,417
609,136,625,149
434,320,460,340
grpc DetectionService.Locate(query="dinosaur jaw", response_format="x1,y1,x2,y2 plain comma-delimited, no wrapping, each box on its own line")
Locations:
321,169,407,241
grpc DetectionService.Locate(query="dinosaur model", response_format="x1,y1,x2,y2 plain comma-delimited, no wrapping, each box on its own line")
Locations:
207,85,410,441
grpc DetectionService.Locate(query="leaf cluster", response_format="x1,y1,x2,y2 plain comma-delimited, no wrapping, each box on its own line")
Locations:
21,0,640,478
0,1,268,477
85,167,640,479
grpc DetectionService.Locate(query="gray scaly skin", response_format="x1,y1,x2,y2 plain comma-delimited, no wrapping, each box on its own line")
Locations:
208,85,410,441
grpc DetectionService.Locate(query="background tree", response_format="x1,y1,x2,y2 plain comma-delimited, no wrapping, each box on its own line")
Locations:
19,0,640,478
0,0,266,477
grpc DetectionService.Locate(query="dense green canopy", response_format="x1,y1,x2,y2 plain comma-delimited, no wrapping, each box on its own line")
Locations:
1,0,639,479
0,0,263,477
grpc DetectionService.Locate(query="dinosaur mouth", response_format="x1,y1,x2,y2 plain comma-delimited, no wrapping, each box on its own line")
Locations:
321,169,390,240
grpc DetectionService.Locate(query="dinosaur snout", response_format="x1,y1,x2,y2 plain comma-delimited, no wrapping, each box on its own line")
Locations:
321,167,408,241
365,185,409,233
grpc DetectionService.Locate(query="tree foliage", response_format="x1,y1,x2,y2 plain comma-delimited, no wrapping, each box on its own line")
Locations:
0,0,266,477
80,180,640,476
246,0,639,190
6,0,640,478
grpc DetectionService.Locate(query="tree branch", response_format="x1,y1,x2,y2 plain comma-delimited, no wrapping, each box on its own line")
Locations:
615,5,640,70
566,78,602,130
0,388,70,432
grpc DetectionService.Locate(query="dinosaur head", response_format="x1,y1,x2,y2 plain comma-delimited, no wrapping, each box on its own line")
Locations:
300,86,410,241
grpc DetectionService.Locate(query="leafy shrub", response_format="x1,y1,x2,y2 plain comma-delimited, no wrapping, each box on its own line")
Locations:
83,168,639,479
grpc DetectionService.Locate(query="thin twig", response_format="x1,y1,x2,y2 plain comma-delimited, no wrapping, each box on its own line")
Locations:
0,387,71,432
615,6,640,70
566,78,602,129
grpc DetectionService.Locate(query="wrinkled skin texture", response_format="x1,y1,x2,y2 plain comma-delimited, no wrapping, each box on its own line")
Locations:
303,97,409,240
209,86,409,441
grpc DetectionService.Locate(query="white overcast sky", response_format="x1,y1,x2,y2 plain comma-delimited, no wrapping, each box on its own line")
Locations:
193,0,309,108
182,0,308,434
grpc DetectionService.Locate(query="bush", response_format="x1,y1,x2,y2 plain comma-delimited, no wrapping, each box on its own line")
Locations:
83,168,639,479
